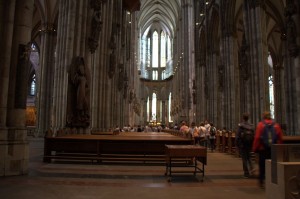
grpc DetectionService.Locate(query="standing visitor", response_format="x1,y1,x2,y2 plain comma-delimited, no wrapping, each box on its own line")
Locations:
198,122,207,147
209,123,216,152
252,111,283,188
236,113,255,178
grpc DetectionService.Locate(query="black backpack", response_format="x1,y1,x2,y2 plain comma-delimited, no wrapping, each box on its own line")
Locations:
210,127,216,136
240,124,254,147
260,121,277,150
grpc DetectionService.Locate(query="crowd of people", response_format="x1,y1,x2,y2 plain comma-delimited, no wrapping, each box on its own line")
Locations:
112,119,218,152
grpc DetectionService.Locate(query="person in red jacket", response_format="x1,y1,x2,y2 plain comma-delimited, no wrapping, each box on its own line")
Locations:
252,111,283,188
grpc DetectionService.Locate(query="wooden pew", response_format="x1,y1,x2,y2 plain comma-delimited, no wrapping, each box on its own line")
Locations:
283,136,300,144
43,132,194,163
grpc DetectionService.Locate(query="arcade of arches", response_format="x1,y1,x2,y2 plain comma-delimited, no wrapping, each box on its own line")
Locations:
0,0,299,176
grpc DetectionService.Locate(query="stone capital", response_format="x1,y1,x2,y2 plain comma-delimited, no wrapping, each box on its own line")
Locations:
39,23,57,35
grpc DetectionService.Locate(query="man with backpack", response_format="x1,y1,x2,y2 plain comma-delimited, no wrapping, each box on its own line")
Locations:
252,111,283,188
236,113,255,178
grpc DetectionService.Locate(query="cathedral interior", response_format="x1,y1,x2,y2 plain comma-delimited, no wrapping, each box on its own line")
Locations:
0,0,300,196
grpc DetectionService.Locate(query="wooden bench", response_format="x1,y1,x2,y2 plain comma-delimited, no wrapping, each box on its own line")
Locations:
165,145,207,182
44,133,194,163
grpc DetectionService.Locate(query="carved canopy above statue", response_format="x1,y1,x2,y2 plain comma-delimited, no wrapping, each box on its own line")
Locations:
123,0,140,12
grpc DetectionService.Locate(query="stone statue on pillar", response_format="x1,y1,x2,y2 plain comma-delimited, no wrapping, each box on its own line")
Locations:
15,43,31,109
239,34,250,81
67,56,90,127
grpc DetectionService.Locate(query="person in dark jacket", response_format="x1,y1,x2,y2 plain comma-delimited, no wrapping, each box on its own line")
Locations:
236,113,254,178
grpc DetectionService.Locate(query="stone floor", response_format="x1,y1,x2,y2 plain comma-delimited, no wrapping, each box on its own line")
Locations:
0,137,266,199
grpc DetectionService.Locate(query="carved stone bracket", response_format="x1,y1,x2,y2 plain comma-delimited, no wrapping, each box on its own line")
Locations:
200,57,206,67
39,23,57,35
218,65,225,91
273,64,284,71
204,73,208,99
118,64,124,90
192,79,196,104
286,17,299,57
123,71,129,99
108,51,116,78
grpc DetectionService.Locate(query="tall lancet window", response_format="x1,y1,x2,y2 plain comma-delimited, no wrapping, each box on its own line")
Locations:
30,74,36,96
146,97,150,121
152,93,157,121
141,38,146,68
167,35,172,61
268,54,274,118
152,31,158,68
168,92,172,122
140,28,173,80
147,37,151,68
161,31,166,68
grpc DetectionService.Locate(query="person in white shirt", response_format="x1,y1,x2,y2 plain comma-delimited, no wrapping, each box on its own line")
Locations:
189,122,199,143
198,122,207,147
209,123,217,152
204,120,211,148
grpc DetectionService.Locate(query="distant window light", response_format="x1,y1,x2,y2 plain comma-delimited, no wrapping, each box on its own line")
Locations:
152,93,157,121
268,54,274,118
161,31,166,68
168,93,172,122
30,74,36,96
152,70,158,80
152,31,159,68
139,29,173,80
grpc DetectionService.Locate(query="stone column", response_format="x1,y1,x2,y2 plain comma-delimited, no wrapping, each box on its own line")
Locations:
35,23,56,137
0,0,34,176
143,100,147,125
0,0,15,127
52,0,76,130
161,100,166,125
52,0,90,133
284,0,300,135
273,64,285,126
149,97,153,121
243,0,270,123
220,1,239,130
156,98,160,122
181,0,195,122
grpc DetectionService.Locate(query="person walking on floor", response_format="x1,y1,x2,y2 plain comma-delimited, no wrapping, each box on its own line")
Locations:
198,122,207,147
209,123,216,152
236,112,255,178
252,111,283,188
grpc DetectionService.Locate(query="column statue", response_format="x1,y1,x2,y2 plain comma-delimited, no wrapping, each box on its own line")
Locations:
67,56,90,127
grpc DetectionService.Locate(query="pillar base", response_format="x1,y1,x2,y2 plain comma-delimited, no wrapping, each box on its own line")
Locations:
0,127,28,176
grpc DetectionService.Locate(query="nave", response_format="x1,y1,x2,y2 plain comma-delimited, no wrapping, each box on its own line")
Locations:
0,137,265,199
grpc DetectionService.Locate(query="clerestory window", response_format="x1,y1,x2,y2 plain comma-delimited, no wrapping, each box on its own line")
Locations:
140,29,172,80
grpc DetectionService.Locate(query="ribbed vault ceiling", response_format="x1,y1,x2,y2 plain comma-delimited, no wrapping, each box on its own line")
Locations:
137,0,180,37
